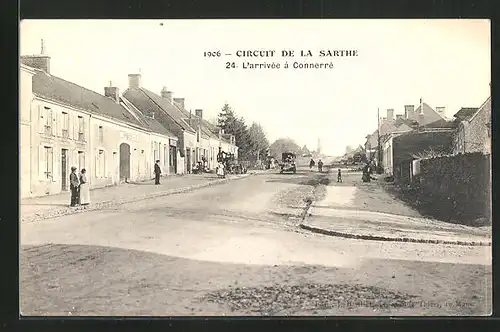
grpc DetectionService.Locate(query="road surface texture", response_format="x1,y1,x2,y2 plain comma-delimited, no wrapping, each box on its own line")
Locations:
20,167,491,316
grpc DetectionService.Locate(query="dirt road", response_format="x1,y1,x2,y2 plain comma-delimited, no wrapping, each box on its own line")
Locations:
20,168,492,316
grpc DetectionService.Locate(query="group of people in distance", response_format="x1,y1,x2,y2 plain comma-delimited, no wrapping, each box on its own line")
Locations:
309,158,343,182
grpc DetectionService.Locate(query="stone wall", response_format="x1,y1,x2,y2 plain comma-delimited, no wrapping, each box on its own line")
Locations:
413,152,491,225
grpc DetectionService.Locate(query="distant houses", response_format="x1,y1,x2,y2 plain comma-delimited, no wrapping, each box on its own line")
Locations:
363,96,491,184
20,42,238,198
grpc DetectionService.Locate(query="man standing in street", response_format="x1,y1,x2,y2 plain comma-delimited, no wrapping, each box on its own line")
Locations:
317,159,324,173
309,158,315,171
69,166,80,207
154,160,162,185
337,168,343,183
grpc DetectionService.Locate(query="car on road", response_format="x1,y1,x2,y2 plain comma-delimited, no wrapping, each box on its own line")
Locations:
280,152,297,174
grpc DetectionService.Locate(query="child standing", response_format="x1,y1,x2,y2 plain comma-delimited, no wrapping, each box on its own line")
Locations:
337,168,343,183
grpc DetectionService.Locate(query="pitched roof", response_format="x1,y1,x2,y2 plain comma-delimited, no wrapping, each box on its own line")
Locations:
123,87,196,134
453,107,479,121
32,69,144,128
172,103,224,141
469,96,491,123
409,102,446,125
423,118,458,129
365,119,414,148
120,97,177,138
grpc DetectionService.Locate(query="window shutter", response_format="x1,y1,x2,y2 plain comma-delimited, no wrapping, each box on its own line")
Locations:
103,151,107,178
51,148,57,181
95,151,99,178
38,106,44,134
38,146,45,179
47,148,53,178
73,114,78,140
68,113,73,139
55,111,61,137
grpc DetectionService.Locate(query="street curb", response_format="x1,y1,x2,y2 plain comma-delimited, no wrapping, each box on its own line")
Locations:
299,223,491,247
21,174,252,223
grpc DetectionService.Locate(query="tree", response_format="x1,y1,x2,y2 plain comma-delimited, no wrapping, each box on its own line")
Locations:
217,103,236,129
269,138,300,159
248,122,269,161
217,103,252,160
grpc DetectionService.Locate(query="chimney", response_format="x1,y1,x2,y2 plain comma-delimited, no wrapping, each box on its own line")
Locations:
20,39,51,73
128,74,141,88
161,87,173,102
173,97,185,109
436,107,445,116
104,81,120,103
386,109,394,121
404,105,415,119
195,109,203,118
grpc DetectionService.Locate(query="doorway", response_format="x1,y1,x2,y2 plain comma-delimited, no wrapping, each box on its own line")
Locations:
61,149,68,191
186,148,191,174
119,143,131,182
169,145,177,174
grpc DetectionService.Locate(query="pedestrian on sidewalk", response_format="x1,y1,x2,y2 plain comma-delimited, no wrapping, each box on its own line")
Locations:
69,166,80,207
337,168,343,183
317,159,324,173
154,160,162,185
79,168,90,207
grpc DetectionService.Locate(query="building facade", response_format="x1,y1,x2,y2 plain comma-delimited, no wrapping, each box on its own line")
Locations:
124,74,238,173
20,52,178,198
20,65,36,198
452,97,491,155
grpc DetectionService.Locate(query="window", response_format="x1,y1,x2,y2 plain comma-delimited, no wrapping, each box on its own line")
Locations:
96,150,106,178
78,116,85,141
62,112,69,138
78,151,85,171
43,146,53,179
98,125,104,143
44,107,53,135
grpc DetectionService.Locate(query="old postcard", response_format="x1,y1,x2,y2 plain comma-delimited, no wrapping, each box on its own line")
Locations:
19,19,491,316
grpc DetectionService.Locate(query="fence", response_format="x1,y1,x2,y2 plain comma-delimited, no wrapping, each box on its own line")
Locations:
412,152,491,225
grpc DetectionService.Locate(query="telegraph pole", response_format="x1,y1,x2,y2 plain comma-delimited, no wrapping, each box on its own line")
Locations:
377,108,381,173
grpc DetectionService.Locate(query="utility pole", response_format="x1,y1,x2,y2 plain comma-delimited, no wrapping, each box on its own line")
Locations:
377,108,381,173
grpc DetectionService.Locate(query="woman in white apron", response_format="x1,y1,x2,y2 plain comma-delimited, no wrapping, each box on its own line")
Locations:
79,168,91,207
216,162,225,178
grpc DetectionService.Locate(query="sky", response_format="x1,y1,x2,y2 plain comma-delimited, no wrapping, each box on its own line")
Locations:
20,19,491,156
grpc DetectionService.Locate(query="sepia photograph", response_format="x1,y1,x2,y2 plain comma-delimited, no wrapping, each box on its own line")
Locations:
19,19,491,316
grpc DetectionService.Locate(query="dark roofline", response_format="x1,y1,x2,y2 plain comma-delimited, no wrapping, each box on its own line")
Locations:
135,88,197,134
468,96,491,123
33,92,152,134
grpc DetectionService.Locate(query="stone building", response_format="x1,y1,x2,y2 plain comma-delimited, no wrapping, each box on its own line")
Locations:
20,48,178,198
452,97,491,155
